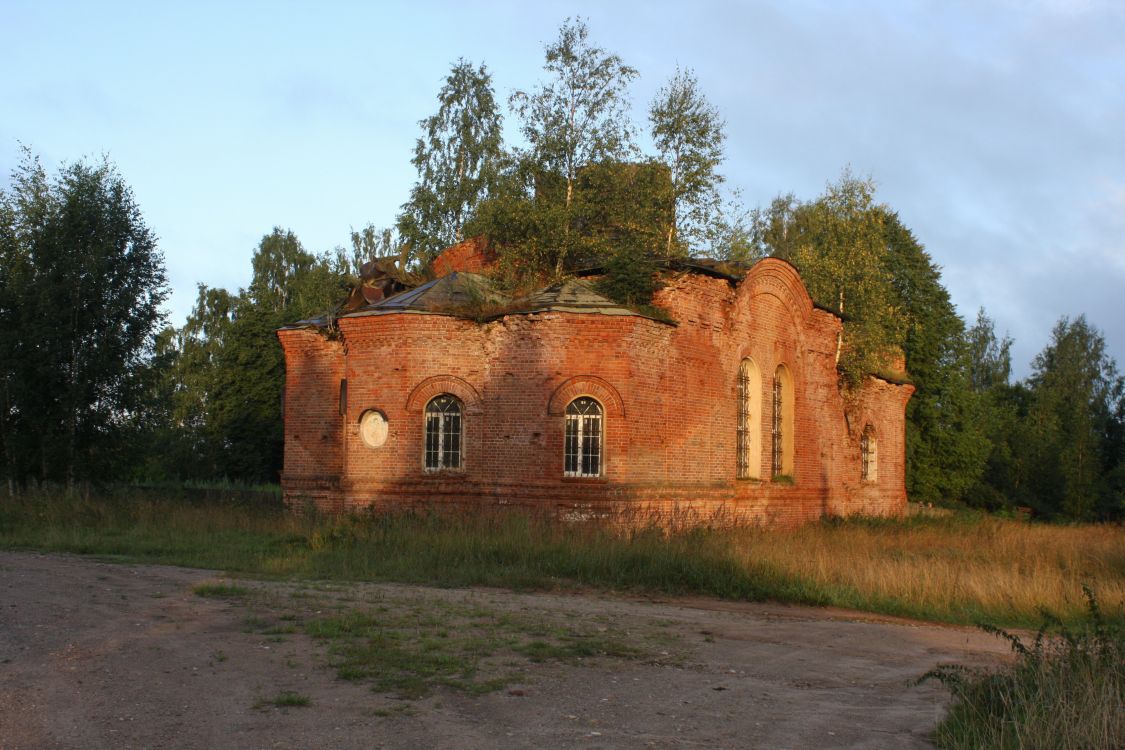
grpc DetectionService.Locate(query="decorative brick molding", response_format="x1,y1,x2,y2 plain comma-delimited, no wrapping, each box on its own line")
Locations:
742,258,816,322
547,375,625,417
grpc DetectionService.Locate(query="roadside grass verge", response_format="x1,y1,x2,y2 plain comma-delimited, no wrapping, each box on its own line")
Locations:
922,587,1123,749
0,488,1121,628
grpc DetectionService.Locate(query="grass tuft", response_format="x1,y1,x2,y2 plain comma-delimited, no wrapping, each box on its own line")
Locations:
256,691,310,709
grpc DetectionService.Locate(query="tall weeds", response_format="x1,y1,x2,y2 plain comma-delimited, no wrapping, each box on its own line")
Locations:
922,587,1124,749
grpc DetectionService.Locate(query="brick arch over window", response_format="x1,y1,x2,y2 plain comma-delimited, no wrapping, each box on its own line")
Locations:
406,376,482,415
547,376,624,418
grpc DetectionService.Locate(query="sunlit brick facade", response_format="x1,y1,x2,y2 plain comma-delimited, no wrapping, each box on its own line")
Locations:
278,245,913,525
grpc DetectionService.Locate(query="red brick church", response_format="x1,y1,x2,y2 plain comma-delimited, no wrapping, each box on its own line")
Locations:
278,239,913,525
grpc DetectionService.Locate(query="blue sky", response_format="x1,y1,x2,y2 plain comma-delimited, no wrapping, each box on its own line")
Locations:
3,0,1123,377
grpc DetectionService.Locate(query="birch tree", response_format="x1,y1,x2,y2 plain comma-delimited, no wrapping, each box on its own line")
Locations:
510,18,638,272
649,68,725,255
398,59,504,262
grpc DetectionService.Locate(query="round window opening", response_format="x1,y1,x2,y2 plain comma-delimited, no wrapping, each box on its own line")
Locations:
359,410,389,449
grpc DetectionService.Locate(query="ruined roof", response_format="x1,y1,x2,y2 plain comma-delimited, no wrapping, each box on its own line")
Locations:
341,272,510,318
515,279,638,316
281,273,674,330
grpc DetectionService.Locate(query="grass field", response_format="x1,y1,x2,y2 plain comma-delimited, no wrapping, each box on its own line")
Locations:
1,487,1121,629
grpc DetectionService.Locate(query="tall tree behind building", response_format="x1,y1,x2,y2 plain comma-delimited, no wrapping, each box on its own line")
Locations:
398,60,505,264
967,307,1014,391
750,178,991,503
884,216,989,504
509,17,639,273
649,67,726,255
752,172,904,387
153,229,346,483
0,149,167,489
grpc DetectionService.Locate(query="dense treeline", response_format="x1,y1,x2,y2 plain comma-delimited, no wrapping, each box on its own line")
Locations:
1,19,1121,520
0,150,167,490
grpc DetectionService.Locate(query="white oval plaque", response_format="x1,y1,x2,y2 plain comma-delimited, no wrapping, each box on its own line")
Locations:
359,410,388,449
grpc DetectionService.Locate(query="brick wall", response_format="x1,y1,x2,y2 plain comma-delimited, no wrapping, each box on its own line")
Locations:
278,258,913,524
430,236,497,277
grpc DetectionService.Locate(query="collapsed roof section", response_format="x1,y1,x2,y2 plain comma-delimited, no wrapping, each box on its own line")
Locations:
281,272,667,331
280,236,832,331
338,273,657,323
342,272,509,318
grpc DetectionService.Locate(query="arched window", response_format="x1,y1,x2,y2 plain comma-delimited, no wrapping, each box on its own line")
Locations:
772,364,795,478
564,397,603,478
737,358,762,479
424,395,462,470
861,425,877,481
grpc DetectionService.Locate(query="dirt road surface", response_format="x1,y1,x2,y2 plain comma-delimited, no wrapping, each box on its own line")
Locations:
0,551,1008,749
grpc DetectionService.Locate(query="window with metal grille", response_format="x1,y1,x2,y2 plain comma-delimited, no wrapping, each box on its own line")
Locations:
738,365,751,478
564,397,602,478
772,377,783,478
772,364,795,479
424,395,462,471
737,358,761,479
861,425,877,481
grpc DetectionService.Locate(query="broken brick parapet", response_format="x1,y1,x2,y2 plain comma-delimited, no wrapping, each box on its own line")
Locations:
430,236,497,277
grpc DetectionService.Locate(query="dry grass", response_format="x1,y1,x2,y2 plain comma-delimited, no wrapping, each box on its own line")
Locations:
728,517,1125,624
0,488,1121,627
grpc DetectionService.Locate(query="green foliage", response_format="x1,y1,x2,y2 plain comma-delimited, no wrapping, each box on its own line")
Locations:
508,17,638,275
594,237,659,307
459,20,726,296
708,192,760,263
257,691,310,709
750,178,992,503
752,171,905,387
302,597,652,699
885,216,989,504
468,159,672,288
968,314,1125,520
0,148,168,487
649,67,726,255
967,307,1013,391
964,311,1025,512
922,587,1123,750
151,228,346,483
398,59,505,263
1024,316,1124,520
511,18,638,202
